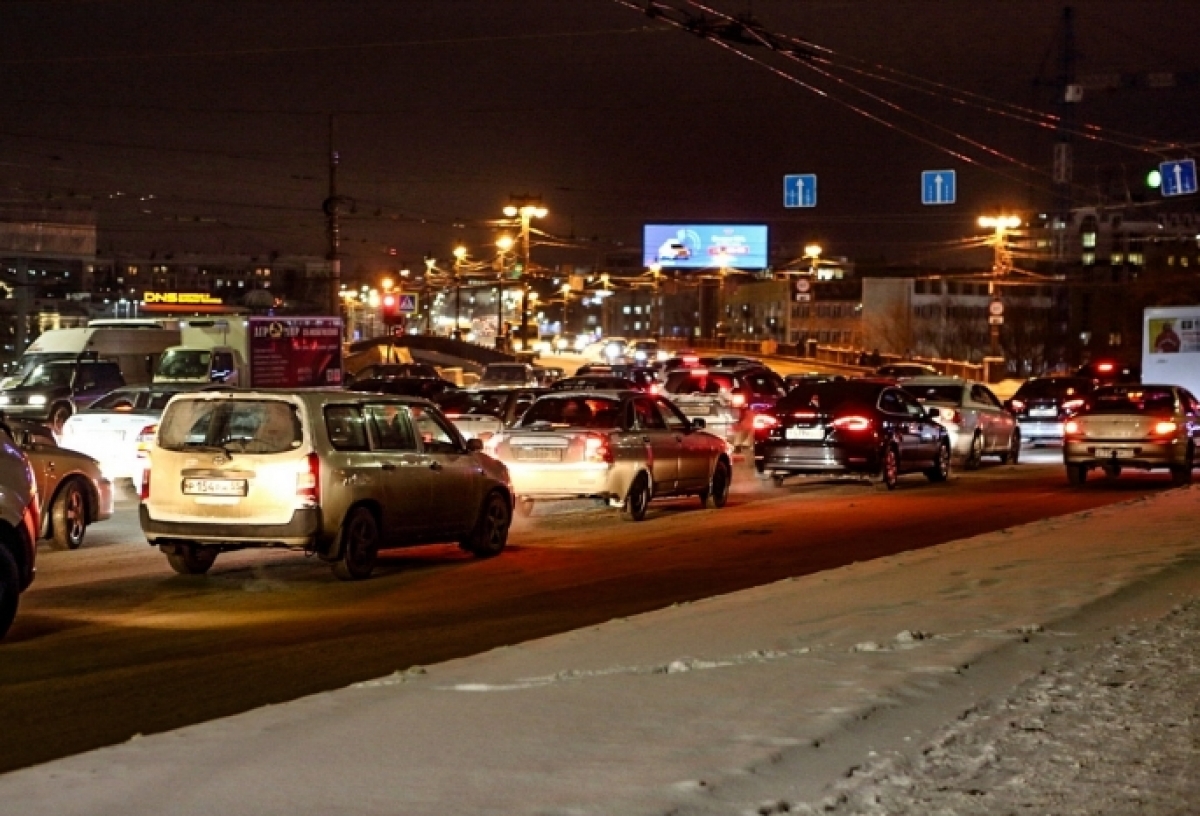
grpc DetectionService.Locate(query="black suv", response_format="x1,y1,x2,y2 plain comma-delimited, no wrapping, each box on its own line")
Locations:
1005,376,1095,446
0,358,125,432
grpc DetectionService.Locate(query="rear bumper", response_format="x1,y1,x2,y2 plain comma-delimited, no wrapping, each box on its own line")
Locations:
1063,438,1184,469
139,505,322,548
1019,419,1064,442
756,442,877,475
506,461,626,500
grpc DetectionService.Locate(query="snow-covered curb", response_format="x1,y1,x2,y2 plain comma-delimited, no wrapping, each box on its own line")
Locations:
3,488,1199,816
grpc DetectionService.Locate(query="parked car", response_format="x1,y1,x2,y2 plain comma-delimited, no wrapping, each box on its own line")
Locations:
488,390,732,521
1005,376,1095,446
0,358,126,433
1063,384,1198,486
478,362,541,388
873,362,940,380
0,419,41,639
140,390,514,580
754,378,951,489
4,419,114,551
346,376,459,401
433,387,548,439
59,384,197,494
903,376,1020,467
661,365,786,448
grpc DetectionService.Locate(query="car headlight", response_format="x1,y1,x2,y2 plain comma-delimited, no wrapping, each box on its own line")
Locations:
28,395,46,406
0,396,9,406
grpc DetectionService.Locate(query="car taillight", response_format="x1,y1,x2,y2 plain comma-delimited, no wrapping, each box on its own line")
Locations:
1009,398,1025,412
296,452,320,506
584,433,613,464
1064,419,1081,435
1061,398,1085,414
752,414,778,430
831,415,873,432
648,383,659,395
1154,420,1178,435
135,424,158,458
140,468,151,501
731,393,747,408
938,409,963,425
1096,362,1115,373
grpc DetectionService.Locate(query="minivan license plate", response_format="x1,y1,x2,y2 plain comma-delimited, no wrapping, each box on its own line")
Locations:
183,478,247,496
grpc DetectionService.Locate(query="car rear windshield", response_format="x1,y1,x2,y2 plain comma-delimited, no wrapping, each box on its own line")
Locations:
482,365,529,382
1014,377,1093,399
664,371,736,395
159,399,303,453
518,396,622,429
1089,387,1177,414
91,389,182,411
779,381,882,413
435,390,507,416
906,384,963,404
551,376,633,391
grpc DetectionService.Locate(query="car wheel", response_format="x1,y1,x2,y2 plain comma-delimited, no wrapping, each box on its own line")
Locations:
706,460,731,508
0,545,19,640
332,506,379,581
514,497,535,518
999,429,1021,465
1170,443,1194,487
460,491,511,558
49,403,72,436
771,473,787,488
621,472,651,521
165,544,218,576
1066,463,1088,486
48,479,88,551
878,445,900,491
964,433,983,470
925,442,951,483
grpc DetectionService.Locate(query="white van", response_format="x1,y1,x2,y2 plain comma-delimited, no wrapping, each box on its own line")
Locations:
4,326,182,389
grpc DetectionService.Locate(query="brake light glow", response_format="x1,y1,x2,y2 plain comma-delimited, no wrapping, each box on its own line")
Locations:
1061,398,1085,413
139,469,151,501
937,409,963,425
831,415,873,432
690,368,709,376
731,393,747,408
1096,362,1115,373
682,355,699,365
296,452,320,506
584,433,614,464
135,424,157,459
1009,398,1025,412
752,414,778,430
1064,419,1081,435
1154,420,1178,435
792,410,818,419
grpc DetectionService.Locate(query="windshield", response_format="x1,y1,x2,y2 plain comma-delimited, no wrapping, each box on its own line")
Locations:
90,389,183,412
1089,386,1177,414
518,396,622,429
157,349,211,379
779,381,881,413
6,352,76,383
160,399,303,453
20,361,75,388
1014,377,1093,399
907,384,963,404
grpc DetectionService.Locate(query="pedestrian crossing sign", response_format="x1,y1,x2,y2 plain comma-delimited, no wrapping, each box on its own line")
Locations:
397,294,417,314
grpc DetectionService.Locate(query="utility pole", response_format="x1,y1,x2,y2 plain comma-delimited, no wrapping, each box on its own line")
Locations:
324,115,342,321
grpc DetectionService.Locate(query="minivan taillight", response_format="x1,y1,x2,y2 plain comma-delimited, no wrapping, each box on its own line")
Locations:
297,452,320,506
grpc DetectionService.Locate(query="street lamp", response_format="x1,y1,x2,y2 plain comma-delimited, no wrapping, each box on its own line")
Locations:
452,245,467,340
502,197,548,348
977,215,1022,359
804,243,822,276
495,235,514,348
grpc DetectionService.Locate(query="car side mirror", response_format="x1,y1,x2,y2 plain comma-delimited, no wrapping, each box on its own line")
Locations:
691,417,707,430
465,438,484,453
925,406,941,419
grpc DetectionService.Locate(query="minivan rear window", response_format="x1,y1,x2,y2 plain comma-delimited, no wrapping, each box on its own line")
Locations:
160,399,302,453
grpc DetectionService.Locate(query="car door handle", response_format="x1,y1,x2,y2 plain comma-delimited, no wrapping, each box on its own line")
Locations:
429,460,443,472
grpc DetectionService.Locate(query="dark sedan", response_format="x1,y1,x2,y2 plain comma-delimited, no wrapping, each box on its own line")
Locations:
1005,376,1094,446
754,379,951,489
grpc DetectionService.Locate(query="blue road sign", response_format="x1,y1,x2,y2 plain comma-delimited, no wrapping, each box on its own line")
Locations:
1160,159,1197,197
783,174,817,208
921,169,956,205
397,294,418,314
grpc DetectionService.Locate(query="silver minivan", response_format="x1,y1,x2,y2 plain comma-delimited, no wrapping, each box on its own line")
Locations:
139,390,514,580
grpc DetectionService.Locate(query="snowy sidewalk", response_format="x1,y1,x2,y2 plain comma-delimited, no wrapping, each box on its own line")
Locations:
3,488,1200,816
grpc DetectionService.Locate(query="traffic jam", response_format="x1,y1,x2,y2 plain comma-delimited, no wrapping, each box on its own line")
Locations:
1,318,1197,640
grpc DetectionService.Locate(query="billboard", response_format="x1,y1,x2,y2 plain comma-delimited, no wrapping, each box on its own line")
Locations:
643,224,769,270
249,317,344,388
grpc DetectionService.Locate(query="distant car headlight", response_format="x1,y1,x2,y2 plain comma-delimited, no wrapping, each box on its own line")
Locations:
634,350,647,361
0,396,9,406
574,337,589,351
656,350,669,362
28,395,46,406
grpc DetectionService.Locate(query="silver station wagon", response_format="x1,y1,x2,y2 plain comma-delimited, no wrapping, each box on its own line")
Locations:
139,390,514,580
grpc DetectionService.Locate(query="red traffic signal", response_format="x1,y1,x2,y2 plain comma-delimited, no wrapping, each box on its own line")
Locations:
381,293,402,325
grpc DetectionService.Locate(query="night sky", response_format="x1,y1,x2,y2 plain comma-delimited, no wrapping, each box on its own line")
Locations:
2,0,1198,278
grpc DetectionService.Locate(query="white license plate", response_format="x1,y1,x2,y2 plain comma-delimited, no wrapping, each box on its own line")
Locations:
1029,407,1057,417
1094,448,1135,459
515,448,563,462
785,426,824,441
183,478,247,496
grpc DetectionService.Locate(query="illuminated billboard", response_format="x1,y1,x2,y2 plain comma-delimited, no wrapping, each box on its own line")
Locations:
643,224,769,269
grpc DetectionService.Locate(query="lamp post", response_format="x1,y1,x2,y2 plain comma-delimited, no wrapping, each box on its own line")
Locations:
452,245,467,340
503,197,548,349
495,235,514,349
560,283,572,335
648,263,662,338
977,215,1021,359
804,243,822,277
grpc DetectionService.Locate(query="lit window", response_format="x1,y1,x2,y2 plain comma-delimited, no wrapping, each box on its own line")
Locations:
1082,252,1096,266
1111,253,1124,265
622,306,630,315
1183,257,1191,268
1168,256,1176,266
1082,232,1097,249
1109,333,1122,346
1129,253,1145,265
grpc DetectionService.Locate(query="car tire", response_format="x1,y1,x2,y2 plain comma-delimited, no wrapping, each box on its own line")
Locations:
925,442,951,483
1170,444,1194,487
622,472,651,522
0,545,19,640
771,472,787,488
332,506,379,581
460,491,511,558
48,478,88,551
999,429,1021,465
165,544,218,576
877,445,900,491
514,497,535,518
1066,463,1088,486
49,403,73,436
705,460,731,508
964,433,984,470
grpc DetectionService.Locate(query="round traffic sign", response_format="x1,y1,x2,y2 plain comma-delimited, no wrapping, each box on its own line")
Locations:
988,300,1004,316
795,277,811,293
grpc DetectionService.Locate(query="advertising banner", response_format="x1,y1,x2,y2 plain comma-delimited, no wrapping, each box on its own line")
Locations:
249,317,344,388
1146,315,1200,354
642,224,769,269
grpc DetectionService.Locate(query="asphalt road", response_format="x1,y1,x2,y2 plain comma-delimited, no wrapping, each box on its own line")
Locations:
0,446,1173,773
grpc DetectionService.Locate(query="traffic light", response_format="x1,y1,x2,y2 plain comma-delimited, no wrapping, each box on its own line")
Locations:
381,292,401,325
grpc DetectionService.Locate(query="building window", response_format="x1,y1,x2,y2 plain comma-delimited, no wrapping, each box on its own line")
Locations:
1082,252,1096,266
1128,252,1144,265
622,306,630,315
1109,333,1122,346
1111,253,1124,265
1082,231,1097,249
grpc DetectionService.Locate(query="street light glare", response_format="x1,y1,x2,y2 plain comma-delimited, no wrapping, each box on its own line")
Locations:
503,206,518,217
804,244,822,258
978,215,1021,229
